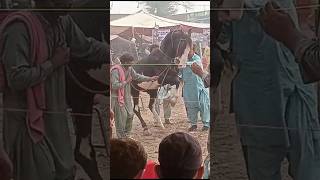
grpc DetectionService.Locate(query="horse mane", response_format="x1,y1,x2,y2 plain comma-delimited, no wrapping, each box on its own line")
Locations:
160,30,192,58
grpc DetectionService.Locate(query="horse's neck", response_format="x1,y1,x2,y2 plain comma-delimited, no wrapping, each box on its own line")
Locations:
160,45,175,58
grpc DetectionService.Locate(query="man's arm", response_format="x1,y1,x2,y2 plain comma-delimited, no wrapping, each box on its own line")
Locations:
65,15,107,64
191,62,210,88
130,67,156,82
2,22,55,91
259,1,320,83
110,70,127,90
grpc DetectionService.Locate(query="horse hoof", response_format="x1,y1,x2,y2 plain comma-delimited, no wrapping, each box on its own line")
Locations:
164,119,173,125
143,129,152,136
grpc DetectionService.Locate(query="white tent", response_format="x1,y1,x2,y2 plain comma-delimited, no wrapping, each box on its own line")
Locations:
110,10,210,29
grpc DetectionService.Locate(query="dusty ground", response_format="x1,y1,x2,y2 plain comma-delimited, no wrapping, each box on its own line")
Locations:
111,92,210,164
211,69,292,180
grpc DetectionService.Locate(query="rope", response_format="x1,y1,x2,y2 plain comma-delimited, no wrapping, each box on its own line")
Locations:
0,107,95,117
120,63,182,66
1,104,320,131
66,66,106,94
212,4,320,11
0,3,319,12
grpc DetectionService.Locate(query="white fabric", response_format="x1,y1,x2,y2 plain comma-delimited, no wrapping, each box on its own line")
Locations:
110,10,210,29
157,84,177,104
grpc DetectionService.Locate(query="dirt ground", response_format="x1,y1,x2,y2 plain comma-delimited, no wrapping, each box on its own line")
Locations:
111,92,210,164
211,69,292,180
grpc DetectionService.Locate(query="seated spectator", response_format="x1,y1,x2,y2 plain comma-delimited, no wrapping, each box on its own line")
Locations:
141,160,159,179
0,147,13,180
110,138,147,179
154,132,204,179
149,44,159,54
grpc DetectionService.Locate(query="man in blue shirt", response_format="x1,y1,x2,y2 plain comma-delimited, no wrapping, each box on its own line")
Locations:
221,0,320,179
181,44,210,131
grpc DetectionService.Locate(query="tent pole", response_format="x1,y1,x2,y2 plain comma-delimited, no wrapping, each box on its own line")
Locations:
132,26,135,39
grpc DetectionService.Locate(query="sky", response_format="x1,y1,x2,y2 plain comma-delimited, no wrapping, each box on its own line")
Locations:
110,1,210,15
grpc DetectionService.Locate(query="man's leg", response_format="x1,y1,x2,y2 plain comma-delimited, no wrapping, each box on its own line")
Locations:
155,98,161,115
3,121,56,180
186,105,199,131
163,99,172,124
199,91,210,130
113,105,127,138
241,144,250,178
125,112,134,137
246,145,285,180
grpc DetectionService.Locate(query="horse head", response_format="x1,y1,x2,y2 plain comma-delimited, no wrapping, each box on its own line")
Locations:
159,29,192,69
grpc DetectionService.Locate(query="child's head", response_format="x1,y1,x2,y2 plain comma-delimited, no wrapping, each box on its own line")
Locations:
119,53,135,68
155,132,204,179
110,138,147,179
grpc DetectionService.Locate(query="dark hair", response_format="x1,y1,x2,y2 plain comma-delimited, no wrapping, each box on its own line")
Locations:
158,132,202,179
110,138,147,179
159,167,198,179
149,44,159,52
119,53,135,64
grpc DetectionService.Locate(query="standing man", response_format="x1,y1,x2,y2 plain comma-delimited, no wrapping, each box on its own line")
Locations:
110,53,158,138
181,44,210,131
0,0,108,179
220,0,320,179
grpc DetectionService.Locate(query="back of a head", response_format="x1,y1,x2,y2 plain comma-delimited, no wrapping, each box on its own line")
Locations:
110,138,147,179
119,53,135,65
149,44,159,53
158,132,202,179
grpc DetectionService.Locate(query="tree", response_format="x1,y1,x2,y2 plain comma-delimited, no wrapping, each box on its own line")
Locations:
140,1,192,17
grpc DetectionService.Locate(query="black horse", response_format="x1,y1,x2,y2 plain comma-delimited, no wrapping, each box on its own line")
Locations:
66,1,107,179
131,29,192,135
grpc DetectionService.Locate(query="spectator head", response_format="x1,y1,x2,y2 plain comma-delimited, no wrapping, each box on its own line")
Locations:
110,138,147,179
155,132,204,179
119,53,135,68
149,44,159,53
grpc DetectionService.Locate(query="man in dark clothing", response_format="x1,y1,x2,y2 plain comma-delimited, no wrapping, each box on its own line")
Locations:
0,0,107,179
0,146,12,180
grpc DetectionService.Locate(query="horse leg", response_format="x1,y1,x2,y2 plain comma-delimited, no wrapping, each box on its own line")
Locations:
132,89,151,136
149,91,165,129
70,95,103,180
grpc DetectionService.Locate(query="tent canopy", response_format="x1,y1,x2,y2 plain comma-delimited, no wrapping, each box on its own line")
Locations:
110,35,138,63
110,10,210,29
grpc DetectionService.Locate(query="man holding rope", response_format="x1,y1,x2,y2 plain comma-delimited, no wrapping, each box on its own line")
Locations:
110,53,158,139
0,0,107,179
